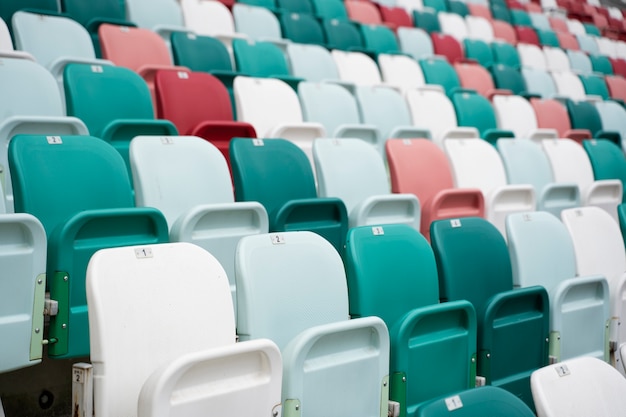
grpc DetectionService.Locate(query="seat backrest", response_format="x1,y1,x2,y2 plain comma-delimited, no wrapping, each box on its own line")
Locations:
492,64,528,95
125,0,185,29
322,18,363,50
463,38,494,68
298,81,361,137
497,138,554,195
579,73,610,100
170,32,233,73
492,41,521,69
439,11,469,43
179,0,236,37
280,12,325,45
558,32,580,51
232,4,282,41
595,100,626,144
530,98,572,138
234,76,304,138
531,356,626,417
521,67,558,98
233,39,291,79
529,12,551,31
605,75,626,102
591,54,615,76
567,50,593,74
544,46,570,72
397,26,434,60
492,94,539,138
345,0,382,25
355,85,414,140
583,139,626,198
491,20,517,44
12,11,97,69
541,138,596,192
536,29,559,48
576,33,600,55
552,70,587,101
413,9,441,33
451,89,499,139
87,242,236,417
430,32,464,64
0,213,46,373
0,0,58,25
454,62,495,98
277,0,314,14
62,0,127,28
313,138,390,214
444,138,508,194
565,99,603,136
466,15,494,43
331,49,382,85
419,56,461,96
405,86,458,144
311,0,348,20
286,43,338,82
378,51,426,93
518,42,548,70
360,23,400,55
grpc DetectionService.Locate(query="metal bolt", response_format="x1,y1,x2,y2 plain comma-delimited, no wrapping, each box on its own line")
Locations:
383,381,388,387
62,324,67,329
295,405,300,411
486,353,491,359
35,328,40,334
37,279,43,285
63,276,68,282
273,411,278,417
402,376,406,382
471,357,476,363
545,338,549,343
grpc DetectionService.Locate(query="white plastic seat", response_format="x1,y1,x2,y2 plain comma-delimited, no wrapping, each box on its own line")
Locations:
542,138,622,221
378,53,426,95
180,0,246,46
531,356,626,417
544,46,571,72
331,50,383,86
505,211,609,362
233,4,284,43
125,0,188,48
465,15,494,43
233,76,325,163
313,138,421,229
0,16,34,61
443,137,536,235
492,94,558,140
0,214,46,372
551,70,588,101
594,100,626,152
597,36,618,59
406,85,479,147
567,50,593,75
566,18,587,36
0,58,88,212
129,135,269,314
438,12,469,43
236,231,390,417
83,242,282,417
286,43,340,82
518,43,548,71
397,27,434,60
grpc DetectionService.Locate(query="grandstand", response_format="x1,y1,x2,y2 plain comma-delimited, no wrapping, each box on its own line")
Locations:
1,0,626,416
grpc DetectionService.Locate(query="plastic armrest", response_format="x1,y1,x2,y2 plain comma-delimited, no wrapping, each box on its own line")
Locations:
48,58,113,83
333,123,381,151
482,128,514,146
528,128,558,141
153,25,191,42
273,197,348,252
582,179,623,216
191,120,256,139
610,272,626,350
486,89,513,100
86,18,136,33
0,51,35,61
136,65,190,86
387,126,431,140
537,182,580,214
564,128,592,144
422,188,484,238
268,122,326,157
350,193,420,229
441,127,480,140
596,130,622,146
486,184,536,233
519,92,543,100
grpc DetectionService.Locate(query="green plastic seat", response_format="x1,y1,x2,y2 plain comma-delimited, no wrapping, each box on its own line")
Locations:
279,12,326,45
277,0,313,14
237,0,277,11
566,99,620,144
590,54,614,76
232,39,303,89
579,73,610,100
451,89,514,145
510,9,532,27
9,135,168,358
360,24,401,55
448,0,469,17
583,22,601,36
413,9,441,34
463,39,494,68
536,29,559,47
416,386,535,417
63,63,177,173
430,217,550,408
422,0,448,13
311,0,348,20
490,64,527,96
345,224,477,417
490,4,511,23
583,139,626,203
491,42,521,70
322,18,364,50
420,56,462,97
229,138,348,253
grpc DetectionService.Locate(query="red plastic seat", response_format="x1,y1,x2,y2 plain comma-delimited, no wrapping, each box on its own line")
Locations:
611,57,626,78
345,0,382,25
515,25,540,46
467,3,492,20
557,31,580,50
492,20,518,44
154,70,256,166
549,16,569,33
430,32,464,63
454,61,502,98
378,5,412,30
386,138,484,241
530,97,591,143
605,75,626,102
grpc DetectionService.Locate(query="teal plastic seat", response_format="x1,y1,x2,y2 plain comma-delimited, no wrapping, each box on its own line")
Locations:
360,24,401,55
232,39,303,89
345,224,477,417
9,135,169,358
0,213,46,372
232,4,283,42
286,43,340,82
0,58,88,212
430,217,550,407
229,138,348,252
449,0,469,16
583,22,601,36
490,4,511,23
63,63,177,173
583,139,626,202
422,0,448,13
311,0,348,20
506,211,609,362
237,0,277,11
277,0,314,14
279,12,326,45
490,64,527,96
566,99,620,144
236,231,390,417
497,139,580,216
463,39,494,68
491,41,521,69
413,9,440,34
420,56,462,97
510,9,532,27
536,29,559,47
322,18,364,50
450,89,514,145
416,386,535,417
590,54,614,76
579,73,610,100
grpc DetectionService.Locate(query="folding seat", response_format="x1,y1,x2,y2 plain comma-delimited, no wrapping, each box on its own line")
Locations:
233,76,325,162
235,231,389,417
345,0,383,25
544,45,571,72
583,22,602,37
279,12,326,45
423,0,448,13
565,99,620,143
465,15,495,43
577,33,601,55
583,139,626,201
0,0,58,27
590,53,615,75
567,49,593,74
313,138,420,229
566,18,587,35
379,5,413,30
406,86,480,147
359,24,402,56
0,17,34,60
518,42,548,70
397,27,434,60
597,36,618,59
492,41,521,69
8,135,169,359
521,67,559,97
594,99,626,145
413,9,442,34
492,20,518,44
491,3,512,23
451,89,515,144
579,73,610,99
229,138,347,251
75,242,282,417
378,53,426,94
130,135,267,314
232,4,284,42
63,63,178,171
276,0,314,14
356,85,429,141
443,137,536,234
430,216,549,407
0,58,88,212
498,139,580,216
430,32,465,63
530,97,591,142
610,57,626,78
12,11,113,99
531,357,626,417
548,15,569,33
605,75,626,102
557,31,580,50
311,0,349,20
0,214,46,372
323,18,364,50
396,0,424,14
449,0,470,17
490,64,528,95
345,224,477,416
419,56,462,96
551,70,589,101
536,29,560,47
386,138,485,240
515,25,540,46
454,61,499,98
232,39,302,89
463,38,494,68
286,43,340,83
298,82,382,153
124,0,187,47
529,12,552,31
511,9,533,27
331,49,383,86
439,12,470,43
542,138,623,220
493,94,559,140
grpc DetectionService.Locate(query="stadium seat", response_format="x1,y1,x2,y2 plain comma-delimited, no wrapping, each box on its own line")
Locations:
492,41,521,69
323,18,364,50
397,27,434,60
419,56,462,96
286,43,340,82
310,0,348,20
565,99,621,144
451,89,515,144
463,39,494,68
9,134,169,358
521,67,558,98
594,100,626,150
544,46,571,72
491,64,529,95
179,0,244,44
579,73,610,99
506,211,609,362
233,39,302,89
0,0,58,27
530,98,591,142
125,0,187,47
229,138,348,252
279,12,326,45
430,216,549,408
454,62,499,98
430,32,465,63
439,11,469,43
583,139,626,202
492,93,558,140
235,231,390,416
518,42,548,71
492,20,518,44
345,0,383,25
232,4,283,42
359,24,401,56
331,49,383,86
413,9,441,34
566,49,593,74
605,75,626,102
386,138,485,240
313,138,420,229
376,54,426,94
466,15,495,43
277,0,314,14
345,224,477,416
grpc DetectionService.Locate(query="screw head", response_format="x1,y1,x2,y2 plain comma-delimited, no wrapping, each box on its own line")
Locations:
63,276,68,282
295,405,300,411
486,353,491,359
37,279,43,285
62,324,67,329
383,381,388,387
35,328,40,334
402,376,407,382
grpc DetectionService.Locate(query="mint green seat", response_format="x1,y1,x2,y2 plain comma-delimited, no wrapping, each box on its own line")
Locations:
430,217,550,408
506,211,609,363
413,9,440,34
322,18,364,50
463,39,494,68
63,63,177,173
279,12,326,45
593,101,626,151
511,9,532,27
583,139,626,202
232,39,303,89
416,386,535,417
8,135,169,358
360,24,401,56
311,0,348,20
229,138,348,253
579,73,610,100
536,29,559,47
491,42,521,70
0,213,46,372
420,56,461,97
450,89,514,145
423,0,448,13
236,231,390,417
345,224,477,417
